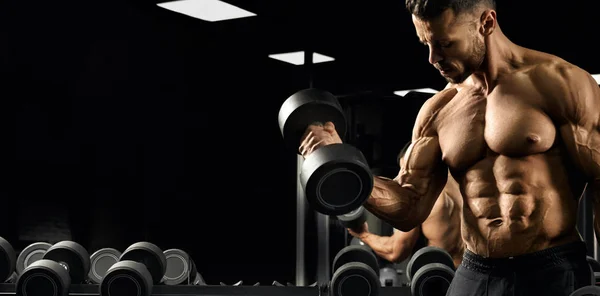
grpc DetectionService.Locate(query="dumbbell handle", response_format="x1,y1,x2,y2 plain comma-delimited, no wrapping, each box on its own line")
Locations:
343,220,364,232
337,206,367,231
57,261,70,272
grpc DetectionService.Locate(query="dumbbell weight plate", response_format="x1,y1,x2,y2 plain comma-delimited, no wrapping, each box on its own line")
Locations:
16,259,70,296
410,263,454,296
406,246,455,281
570,285,600,296
0,237,16,282
331,262,380,296
16,242,52,275
7,242,52,283
89,248,122,284
278,88,347,151
43,241,91,284
301,144,374,216
338,206,367,230
120,242,166,284
101,261,153,296
333,245,379,277
162,248,198,285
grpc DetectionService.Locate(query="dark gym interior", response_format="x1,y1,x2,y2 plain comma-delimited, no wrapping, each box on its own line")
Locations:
0,0,600,295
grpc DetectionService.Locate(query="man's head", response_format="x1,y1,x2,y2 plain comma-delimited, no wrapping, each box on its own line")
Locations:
406,0,496,83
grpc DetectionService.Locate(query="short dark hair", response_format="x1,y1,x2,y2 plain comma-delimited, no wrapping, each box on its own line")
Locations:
405,0,496,20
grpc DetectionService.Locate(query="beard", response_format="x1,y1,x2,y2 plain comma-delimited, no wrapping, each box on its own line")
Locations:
444,36,486,84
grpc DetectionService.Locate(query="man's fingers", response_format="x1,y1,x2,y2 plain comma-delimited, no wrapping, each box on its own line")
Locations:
299,131,314,154
302,134,316,151
309,139,324,154
300,130,313,146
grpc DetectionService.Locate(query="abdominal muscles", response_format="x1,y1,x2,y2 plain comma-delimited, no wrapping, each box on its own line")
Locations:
459,151,580,258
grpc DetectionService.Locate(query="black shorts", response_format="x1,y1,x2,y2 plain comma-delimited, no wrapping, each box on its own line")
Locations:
445,241,591,296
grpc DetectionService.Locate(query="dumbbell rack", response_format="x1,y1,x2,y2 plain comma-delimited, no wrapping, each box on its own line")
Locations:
0,283,410,295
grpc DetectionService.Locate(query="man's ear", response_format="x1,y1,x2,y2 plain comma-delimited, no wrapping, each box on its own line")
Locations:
480,9,496,36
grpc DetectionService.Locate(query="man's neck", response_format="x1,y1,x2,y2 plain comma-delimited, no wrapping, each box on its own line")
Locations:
474,26,521,91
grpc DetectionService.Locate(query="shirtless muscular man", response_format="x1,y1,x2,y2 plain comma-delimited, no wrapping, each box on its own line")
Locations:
299,0,600,294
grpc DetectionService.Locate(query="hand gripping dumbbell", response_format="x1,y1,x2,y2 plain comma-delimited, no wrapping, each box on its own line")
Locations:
100,242,166,296
278,88,374,216
0,236,16,283
88,248,122,284
16,241,90,296
162,248,205,285
330,245,380,296
406,246,456,296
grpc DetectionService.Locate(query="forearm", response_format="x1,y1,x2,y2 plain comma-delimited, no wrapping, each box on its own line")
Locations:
360,232,410,263
364,173,445,232
364,176,418,231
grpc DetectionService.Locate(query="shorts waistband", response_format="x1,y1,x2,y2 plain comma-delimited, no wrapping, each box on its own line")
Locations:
462,241,587,273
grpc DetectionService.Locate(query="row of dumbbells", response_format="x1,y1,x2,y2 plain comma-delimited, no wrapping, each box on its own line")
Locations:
331,243,457,296
0,237,204,296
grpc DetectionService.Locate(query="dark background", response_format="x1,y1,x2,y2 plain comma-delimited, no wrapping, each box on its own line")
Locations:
0,0,599,285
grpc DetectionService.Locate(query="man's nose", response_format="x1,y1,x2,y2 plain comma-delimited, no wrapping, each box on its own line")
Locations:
428,47,443,65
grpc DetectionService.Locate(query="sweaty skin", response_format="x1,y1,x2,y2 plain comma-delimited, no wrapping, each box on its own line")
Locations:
300,8,600,258
349,171,464,267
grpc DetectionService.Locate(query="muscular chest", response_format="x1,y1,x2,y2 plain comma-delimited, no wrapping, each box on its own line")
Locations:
436,81,556,170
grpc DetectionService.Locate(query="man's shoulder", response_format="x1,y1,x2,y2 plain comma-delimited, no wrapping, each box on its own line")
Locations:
528,56,590,89
412,88,458,136
527,56,599,122
420,88,456,112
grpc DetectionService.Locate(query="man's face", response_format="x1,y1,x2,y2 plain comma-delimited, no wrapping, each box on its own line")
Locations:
412,9,486,84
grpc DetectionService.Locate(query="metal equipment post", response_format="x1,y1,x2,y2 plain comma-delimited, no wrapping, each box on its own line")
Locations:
316,212,331,285
304,50,314,88
304,48,330,284
296,49,316,286
296,155,307,286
